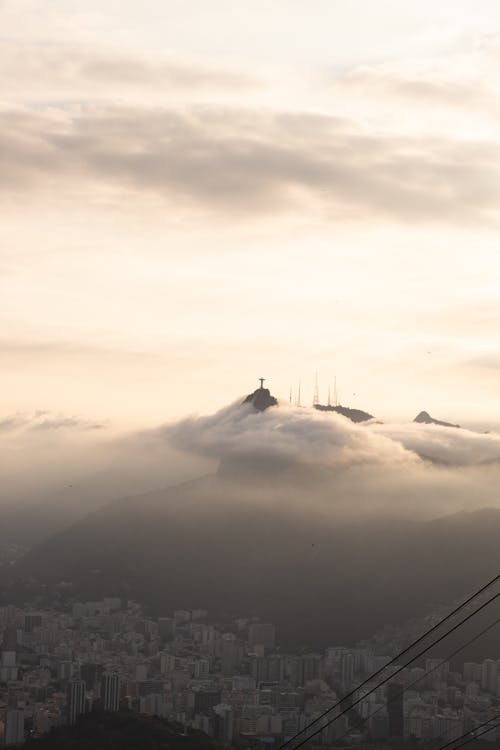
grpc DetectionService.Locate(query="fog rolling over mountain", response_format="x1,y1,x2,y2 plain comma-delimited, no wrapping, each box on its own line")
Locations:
0,415,213,546
11,384,500,647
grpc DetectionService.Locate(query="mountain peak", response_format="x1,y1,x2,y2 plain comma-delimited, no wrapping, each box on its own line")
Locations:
314,403,374,423
242,379,278,411
414,411,460,428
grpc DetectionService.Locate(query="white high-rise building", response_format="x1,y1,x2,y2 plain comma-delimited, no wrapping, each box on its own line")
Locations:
101,673,120,712
67,679,86,725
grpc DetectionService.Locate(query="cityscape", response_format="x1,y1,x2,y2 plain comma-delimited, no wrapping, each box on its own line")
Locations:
3,0,500,748
0,596,499,747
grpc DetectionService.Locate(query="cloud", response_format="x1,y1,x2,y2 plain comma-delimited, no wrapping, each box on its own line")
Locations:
0,339,106,357
0,412,213,529
79,55,257,91
338,67,492,110
167,399,500,470
372,421,500,466
2,398,500,539
167,399,416,469
0,411,105,433
1,105,500,225
154,400,500,522
466,353,500,371
0,43,259,99
0,414,30,433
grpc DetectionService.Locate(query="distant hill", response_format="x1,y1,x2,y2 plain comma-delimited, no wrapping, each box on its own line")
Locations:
414,411,460,428
11,468,500,649
25,710,217,750
314,404,374,422
242,384,278,411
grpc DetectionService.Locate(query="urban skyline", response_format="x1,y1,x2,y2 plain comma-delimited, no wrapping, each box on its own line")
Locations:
1,592,500,746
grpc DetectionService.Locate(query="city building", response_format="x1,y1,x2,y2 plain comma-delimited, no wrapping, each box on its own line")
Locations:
101,673,121,712
67,679,86,725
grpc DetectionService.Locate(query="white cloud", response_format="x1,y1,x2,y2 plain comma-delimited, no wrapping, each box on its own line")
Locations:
167,400,415,468
2,105,499,225
373,421,500,466
167,400,500,469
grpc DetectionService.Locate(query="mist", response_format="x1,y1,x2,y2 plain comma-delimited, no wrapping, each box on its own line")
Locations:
2,397,500,549
0,410,213,544
0,412,212,505
3,395,500,650
161,398,500,521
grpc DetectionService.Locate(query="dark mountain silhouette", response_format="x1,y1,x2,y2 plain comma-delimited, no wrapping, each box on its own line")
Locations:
11,463,500,650
314,404,374,422
242,378,374,422
25,710,216,750
414,411,460,428
242,382,278,411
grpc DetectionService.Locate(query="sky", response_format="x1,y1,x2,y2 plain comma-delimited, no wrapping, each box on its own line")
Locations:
2,0,500,431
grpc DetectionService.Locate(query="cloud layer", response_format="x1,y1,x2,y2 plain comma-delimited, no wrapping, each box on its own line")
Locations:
2,105,499,224
0,411,105,433
0,43,258,99
167,399,500,469
2,398,500,546
161,400,500,521
168,400,415,469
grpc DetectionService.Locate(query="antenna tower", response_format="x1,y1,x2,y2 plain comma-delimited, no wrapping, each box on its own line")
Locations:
296,381,301,407
334,376,338,407
313,371,319,406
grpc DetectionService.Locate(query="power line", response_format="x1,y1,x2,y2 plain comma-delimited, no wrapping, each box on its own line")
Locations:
437,714,500,750
332,614,500,745
282,583,500,750
288,590,500,750
280,572,500,750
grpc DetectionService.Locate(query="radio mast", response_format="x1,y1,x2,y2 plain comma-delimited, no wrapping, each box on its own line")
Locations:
313,371,319,406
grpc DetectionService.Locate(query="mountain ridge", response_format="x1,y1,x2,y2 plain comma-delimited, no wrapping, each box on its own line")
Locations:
10,471,500,649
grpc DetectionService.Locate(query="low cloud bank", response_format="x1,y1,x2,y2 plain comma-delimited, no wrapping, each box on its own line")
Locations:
167,400,416,468
167,399,500,469
163,400,500,520
373,421,500,466
0,411,212,510
2,400,500,529
0,410,105,433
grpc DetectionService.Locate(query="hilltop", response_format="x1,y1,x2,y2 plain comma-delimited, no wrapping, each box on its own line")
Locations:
414,411,460,428
314,403,374,422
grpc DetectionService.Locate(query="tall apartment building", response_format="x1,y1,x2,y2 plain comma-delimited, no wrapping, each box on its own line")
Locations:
67,679,86,725
101,673,120,712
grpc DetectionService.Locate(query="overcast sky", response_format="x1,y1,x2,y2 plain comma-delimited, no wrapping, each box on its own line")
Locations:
2,0,500,429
